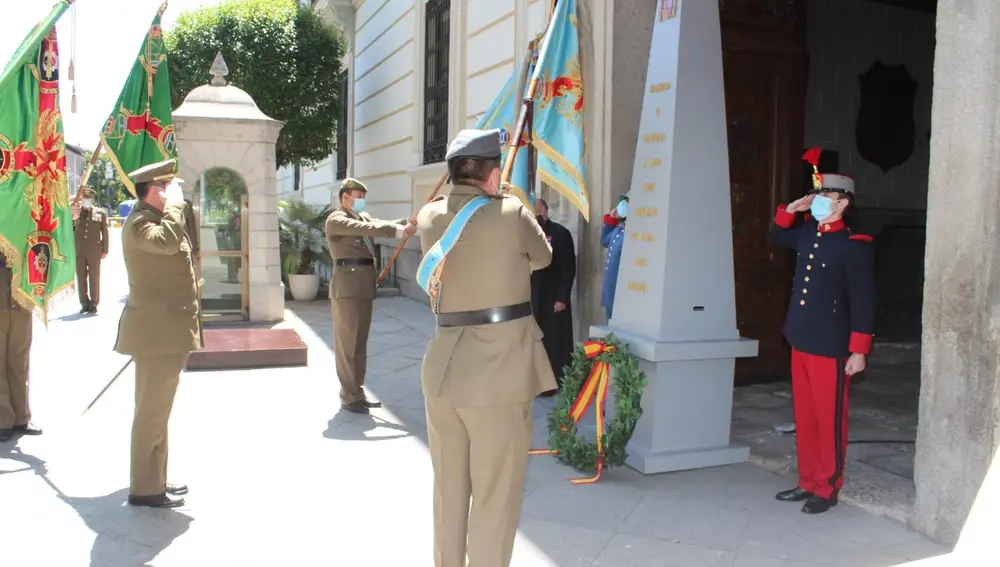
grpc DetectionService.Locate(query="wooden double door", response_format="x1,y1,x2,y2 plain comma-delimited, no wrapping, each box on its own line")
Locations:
720,1,808,383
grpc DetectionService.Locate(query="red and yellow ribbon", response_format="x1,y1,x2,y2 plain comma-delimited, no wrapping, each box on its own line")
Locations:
530,340,615,484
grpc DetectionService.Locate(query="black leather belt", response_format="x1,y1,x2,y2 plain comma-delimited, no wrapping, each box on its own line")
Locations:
436,301,532,328
334,258,374,267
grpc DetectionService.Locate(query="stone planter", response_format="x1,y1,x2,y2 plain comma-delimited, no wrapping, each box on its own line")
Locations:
288,274,320,301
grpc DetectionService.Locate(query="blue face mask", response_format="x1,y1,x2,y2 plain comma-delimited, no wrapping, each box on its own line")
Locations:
616,200,628,218
809,195,833,221
352,198,367,213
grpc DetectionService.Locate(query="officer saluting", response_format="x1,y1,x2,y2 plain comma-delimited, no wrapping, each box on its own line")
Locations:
115,159,200,508
73,186,110,314
415,128,556,566
770,148,876,514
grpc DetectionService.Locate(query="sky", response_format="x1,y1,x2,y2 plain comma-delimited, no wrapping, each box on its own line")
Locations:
0,0,223,149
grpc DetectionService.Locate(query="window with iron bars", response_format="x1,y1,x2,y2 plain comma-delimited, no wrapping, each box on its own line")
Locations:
336,68,349,180
423,0,450,164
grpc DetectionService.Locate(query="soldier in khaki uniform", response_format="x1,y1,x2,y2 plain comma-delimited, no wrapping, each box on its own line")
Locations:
325,178,416,414
0,255,41,442
73,187,110,314
416,129,555,567
114,159,200,508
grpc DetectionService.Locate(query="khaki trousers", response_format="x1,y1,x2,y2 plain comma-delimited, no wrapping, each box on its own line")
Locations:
425,397,533,567
0,306,32,429
130,353,187,497
76,254,101,306
331,298,373,404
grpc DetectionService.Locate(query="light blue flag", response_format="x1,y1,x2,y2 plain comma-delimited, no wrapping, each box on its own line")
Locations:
477,56,536,212
530,0,589,220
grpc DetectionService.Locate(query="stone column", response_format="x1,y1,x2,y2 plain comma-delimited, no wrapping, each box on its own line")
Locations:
245,129,285,322
590,0,757,474
912,0,1000,545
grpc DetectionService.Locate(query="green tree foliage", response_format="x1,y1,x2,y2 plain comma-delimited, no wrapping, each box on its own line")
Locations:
83,152,129,211
197,167,248,224
165,0,347,169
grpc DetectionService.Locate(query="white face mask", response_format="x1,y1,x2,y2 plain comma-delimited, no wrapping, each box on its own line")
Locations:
82,198,93,209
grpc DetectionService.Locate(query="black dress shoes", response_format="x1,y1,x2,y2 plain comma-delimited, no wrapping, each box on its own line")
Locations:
364,399,382,409
79,303,90,314
0,423,43,441
14,423,42,436
342,401,370,414
801,495,838,514
775,487,813,502
128,492,185,508
166,483,189,496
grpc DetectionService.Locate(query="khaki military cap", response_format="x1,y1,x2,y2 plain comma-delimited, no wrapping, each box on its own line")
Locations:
341,177,368,193
128,159,184,184
81,187,96,198
445,128,503,162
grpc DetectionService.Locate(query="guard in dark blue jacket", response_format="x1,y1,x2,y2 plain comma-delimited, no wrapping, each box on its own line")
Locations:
769,148,876,515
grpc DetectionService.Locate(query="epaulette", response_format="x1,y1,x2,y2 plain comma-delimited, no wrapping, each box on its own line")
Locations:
848,229,873,243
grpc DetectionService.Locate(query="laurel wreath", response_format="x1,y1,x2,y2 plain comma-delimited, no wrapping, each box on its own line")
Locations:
545,334,648,474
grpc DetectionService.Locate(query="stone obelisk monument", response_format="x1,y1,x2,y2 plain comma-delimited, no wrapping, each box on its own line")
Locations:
591,0,758,474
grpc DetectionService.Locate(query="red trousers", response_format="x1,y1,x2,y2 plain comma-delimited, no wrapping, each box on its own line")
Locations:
790,348,851,499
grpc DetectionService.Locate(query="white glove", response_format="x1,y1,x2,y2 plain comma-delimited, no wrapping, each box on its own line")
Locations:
164,180,185,204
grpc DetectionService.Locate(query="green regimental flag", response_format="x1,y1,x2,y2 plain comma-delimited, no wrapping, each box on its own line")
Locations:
101,2,176,197
0,1,76,322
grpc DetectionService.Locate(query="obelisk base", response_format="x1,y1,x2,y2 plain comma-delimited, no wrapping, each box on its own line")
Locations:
590,325,757,475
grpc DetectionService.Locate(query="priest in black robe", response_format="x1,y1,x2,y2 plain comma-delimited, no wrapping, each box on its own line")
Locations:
530,198,577,391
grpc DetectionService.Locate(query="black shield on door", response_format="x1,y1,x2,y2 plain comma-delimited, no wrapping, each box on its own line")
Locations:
855,61,918,173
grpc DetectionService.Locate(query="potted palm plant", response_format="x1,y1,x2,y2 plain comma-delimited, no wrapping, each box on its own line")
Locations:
278,199,332,301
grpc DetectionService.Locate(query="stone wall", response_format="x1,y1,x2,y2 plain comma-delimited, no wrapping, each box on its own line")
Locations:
912,0,1000,544
803,0,936,210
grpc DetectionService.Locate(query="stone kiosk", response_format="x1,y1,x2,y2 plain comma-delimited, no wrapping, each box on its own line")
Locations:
173,53,285,323
173,54,306,370
591,1,757,474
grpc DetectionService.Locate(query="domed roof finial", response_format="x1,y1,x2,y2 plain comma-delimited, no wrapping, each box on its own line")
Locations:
210,52,229,87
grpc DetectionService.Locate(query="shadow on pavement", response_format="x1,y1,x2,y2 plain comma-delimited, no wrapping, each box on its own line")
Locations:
323,413,414,442
2,445,191,567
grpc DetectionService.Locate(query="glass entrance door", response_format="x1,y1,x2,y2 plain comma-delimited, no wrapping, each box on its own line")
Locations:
193,169,249,323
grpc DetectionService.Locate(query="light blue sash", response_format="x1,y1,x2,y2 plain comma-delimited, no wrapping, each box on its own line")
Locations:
416,195,492,312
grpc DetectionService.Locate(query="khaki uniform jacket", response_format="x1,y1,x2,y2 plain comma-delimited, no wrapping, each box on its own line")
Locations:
325,208,406,300
114,201,200,356
73,207,110,259
417,184,557,406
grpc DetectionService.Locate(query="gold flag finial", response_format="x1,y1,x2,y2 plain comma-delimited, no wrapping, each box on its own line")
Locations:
159,2,169,16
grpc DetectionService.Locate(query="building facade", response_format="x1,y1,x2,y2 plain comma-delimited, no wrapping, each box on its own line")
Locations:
296,0,589,299
307,0,1000,546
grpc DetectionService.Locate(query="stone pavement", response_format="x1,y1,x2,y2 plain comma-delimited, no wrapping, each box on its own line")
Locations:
0,232,949,566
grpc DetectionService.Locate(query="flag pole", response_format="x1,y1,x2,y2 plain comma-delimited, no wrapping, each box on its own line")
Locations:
0,1,74,91
376,41,539,286
376,1,560,286
72,139,104,204
500,0,560,185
